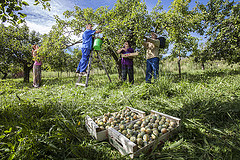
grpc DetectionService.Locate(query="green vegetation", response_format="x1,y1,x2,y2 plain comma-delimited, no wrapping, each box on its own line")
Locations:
0,0,50,24
1,0,239,82
1,0,239,159
1,61,239,160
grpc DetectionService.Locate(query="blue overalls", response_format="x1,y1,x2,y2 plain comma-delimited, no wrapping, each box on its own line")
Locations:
76,29,96,73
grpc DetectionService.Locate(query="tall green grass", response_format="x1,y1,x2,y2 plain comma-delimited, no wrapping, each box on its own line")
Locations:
0,60,240,160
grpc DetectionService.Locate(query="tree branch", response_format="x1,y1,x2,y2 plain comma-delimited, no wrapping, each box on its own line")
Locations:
64,39,82,48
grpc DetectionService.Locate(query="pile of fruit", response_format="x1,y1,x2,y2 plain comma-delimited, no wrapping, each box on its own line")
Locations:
117,114,177,149
91,108,178,149
92,108,142,131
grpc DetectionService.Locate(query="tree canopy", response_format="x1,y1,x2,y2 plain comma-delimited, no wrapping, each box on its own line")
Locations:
197,0,240,63
0,24,41,81
0,0,239,81
0,0,50,24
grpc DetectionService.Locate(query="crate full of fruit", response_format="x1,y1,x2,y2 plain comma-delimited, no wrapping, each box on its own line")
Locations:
85,107,146,141
108,110,181,158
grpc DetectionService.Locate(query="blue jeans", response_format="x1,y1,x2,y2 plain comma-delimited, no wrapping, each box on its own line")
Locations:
76,48,91,72
146,57,159,83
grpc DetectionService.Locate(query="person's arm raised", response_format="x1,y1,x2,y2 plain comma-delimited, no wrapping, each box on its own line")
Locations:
146,37,159,46
95,30,102,34
117,48,124,54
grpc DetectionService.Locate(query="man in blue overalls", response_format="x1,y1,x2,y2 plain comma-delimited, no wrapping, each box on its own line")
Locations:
76,23,101,75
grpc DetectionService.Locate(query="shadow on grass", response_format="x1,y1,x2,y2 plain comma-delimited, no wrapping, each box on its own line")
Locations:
0,101,120,160
178,97,240,127
162,94,240,159
41,77,76,86
162,68,240,83
0,76,78,90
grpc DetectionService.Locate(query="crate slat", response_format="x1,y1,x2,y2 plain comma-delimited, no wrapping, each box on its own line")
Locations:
75,83,86,86
85,115,108,141
108,128,138,155
127,106,145,118
150,110,181,122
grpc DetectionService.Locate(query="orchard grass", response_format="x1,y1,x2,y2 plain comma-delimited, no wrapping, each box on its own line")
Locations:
0,64,240,159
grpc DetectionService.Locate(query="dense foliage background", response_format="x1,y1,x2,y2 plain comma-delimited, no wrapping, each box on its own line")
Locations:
0,0,239,81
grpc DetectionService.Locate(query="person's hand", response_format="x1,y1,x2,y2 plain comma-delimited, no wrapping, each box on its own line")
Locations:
117,48,125,54
139,36,146,42
119,48,124,52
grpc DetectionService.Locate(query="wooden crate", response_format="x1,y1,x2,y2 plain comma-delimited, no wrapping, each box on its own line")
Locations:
108,110,181,158
85,115,108,141
121,52,139,58
85,106,146,141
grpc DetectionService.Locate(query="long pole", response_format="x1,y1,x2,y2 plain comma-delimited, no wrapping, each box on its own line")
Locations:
97,51,111,83
85,50,94,87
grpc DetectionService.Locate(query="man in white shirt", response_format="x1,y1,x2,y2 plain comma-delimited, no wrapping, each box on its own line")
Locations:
142,32,160,83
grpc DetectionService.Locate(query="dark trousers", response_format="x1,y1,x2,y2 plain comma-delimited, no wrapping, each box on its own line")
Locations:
146,57,159,83
122,64,134,84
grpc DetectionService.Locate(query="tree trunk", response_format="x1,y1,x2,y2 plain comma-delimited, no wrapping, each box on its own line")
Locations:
0,69,8,79
141,64,145,76
2,72,8,79
178,55,181,79
107,46,122,80
201,62,205,70
117,60,122,80
23,63,32,82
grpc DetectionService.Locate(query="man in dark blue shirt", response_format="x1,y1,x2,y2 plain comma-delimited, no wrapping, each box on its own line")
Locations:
76,24,101,75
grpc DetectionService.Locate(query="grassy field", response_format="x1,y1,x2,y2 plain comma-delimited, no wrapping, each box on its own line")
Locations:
0,61,240,160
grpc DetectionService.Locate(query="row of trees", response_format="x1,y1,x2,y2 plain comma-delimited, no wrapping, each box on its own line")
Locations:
0,24,80,81
0,0,239,81
193,0,240,67
0,24,41,81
